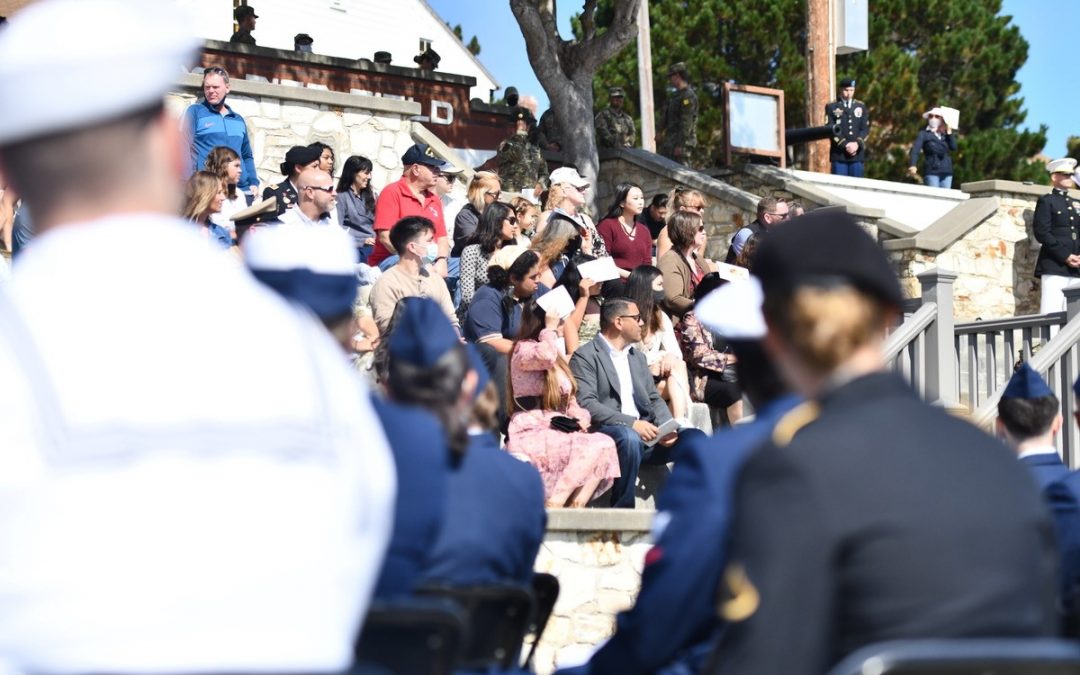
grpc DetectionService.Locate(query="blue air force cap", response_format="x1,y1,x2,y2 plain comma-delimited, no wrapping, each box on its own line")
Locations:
388,297,459,367
1002,362,1054,400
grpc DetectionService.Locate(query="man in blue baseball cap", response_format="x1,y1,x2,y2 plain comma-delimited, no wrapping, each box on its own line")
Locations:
368,143,451,275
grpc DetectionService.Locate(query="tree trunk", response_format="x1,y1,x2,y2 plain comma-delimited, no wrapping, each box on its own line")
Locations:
510,0,639,212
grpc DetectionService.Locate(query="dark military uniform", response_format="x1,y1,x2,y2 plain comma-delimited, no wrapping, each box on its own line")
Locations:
712,373,1058,675
595,106,635,149
825,97,870,175
229,29,255,45
262,180,298,215
496,132,546,193
1033,188,1080,279
658,85,697,163
533,109,563,151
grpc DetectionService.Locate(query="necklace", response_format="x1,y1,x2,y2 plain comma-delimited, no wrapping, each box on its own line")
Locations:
620,216,636,240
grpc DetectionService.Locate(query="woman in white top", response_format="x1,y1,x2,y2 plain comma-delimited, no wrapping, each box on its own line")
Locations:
625,265,691,421
204,146,247,239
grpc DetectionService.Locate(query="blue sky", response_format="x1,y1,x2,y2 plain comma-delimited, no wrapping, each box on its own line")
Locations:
428,0,1076,157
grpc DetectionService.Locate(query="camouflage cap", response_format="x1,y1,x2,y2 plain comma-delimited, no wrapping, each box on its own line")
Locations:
667,62,688,78
608,86,625,98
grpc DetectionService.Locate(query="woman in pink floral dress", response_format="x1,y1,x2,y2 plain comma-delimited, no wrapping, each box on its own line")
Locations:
506,300,621,507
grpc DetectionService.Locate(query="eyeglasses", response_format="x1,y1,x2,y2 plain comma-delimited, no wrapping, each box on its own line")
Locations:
305,185,334,193
620,314,644,323
486,190,501,198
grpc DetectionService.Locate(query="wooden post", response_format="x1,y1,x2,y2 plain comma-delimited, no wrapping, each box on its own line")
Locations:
806,0,833,173
637,0,655,152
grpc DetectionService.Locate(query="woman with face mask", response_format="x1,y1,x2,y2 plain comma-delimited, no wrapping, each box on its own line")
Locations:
908,106,958,189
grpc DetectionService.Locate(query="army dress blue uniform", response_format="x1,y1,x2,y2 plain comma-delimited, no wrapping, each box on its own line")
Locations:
370,397,450,600
558,395,802,675
825,96,870,177
711,372,1059,675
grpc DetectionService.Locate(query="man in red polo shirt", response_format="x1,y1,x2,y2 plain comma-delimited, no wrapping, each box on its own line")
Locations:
369,144,450,277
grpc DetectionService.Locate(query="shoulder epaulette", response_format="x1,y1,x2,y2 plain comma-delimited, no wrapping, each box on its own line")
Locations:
771,401,820,448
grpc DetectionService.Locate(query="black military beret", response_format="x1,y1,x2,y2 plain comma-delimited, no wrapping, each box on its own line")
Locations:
839,77,856,88
753,210,902,307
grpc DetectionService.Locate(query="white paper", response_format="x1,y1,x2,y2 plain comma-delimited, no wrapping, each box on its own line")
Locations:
643,418,682,447
940,106,960,131
577,256,621,283
537,285,575,319
713,261,751,283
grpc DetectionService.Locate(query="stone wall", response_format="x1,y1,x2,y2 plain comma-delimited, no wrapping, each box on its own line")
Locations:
528,510,653,675
165,72,434,192
884,182,1064,320
596,150,759,261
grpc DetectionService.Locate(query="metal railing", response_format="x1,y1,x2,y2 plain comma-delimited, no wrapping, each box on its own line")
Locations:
884,269,958,409
968,287,1080,465
888,274,1080,465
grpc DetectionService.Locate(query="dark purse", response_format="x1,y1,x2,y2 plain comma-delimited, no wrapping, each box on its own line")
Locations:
549,415,580,433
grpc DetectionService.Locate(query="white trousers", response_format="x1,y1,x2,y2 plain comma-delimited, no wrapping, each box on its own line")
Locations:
1040,274,1080,313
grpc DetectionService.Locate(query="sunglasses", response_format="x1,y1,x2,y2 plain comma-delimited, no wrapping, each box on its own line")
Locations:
620,314,644,323
305,185,334,193
506,217,518,225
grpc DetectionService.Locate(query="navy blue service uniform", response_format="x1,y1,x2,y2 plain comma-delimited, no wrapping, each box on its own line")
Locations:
1033,187,1080,280
262,180,298,215
559,395,801,675
419,431,546,586
370,397,450,600
825,97,870,176
711,373,1059,675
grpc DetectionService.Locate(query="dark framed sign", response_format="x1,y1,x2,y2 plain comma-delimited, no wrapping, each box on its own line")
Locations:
723,83,785,167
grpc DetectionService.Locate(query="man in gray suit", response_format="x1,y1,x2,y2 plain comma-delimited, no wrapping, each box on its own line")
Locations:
571,297,705,507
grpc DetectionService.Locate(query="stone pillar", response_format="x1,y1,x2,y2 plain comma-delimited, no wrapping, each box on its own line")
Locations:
918,268,959,410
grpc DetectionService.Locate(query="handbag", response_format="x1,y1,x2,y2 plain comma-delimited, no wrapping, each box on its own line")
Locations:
549,415,580,433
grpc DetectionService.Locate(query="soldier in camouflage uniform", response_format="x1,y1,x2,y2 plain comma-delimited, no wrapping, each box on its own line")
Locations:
595,86,636,149
497,107,547,194
657,62,698,165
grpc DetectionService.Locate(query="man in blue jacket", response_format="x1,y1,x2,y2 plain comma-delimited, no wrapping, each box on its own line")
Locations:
184,66,259,203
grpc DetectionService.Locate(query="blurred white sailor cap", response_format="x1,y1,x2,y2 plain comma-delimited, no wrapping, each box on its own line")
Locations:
0,0,202,145
694,276,767,340
243,225,359,319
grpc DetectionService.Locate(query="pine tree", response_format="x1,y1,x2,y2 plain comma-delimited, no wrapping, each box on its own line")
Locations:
589,0,1046,183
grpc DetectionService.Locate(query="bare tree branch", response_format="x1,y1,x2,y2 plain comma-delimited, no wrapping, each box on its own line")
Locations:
570,0,639,74
581,0,597,40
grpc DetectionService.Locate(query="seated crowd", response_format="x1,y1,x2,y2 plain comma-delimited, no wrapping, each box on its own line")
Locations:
6,6,1080,675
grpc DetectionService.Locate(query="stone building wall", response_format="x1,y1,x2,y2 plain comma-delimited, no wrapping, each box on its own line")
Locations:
165,73,425,193
887,187,1045,321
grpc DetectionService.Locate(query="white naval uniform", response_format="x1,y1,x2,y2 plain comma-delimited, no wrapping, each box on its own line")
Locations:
0,214,396,674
